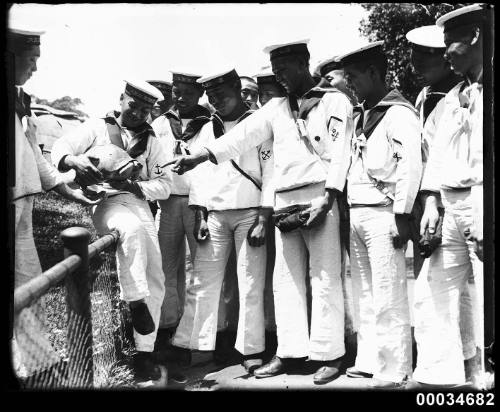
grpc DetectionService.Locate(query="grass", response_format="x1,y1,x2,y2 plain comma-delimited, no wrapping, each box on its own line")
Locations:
30,189,137,389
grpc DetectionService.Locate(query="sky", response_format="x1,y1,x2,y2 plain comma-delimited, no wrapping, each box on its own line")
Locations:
8,3,369,117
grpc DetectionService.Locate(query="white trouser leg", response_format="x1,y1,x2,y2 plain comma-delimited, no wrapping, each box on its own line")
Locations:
305,205,345,361
232,209,266,355
181,198,197,323
413,190,483,384
92,194,165,352
418,256,477,361
217,248,239,332
350,206,412,382
157,196,194,328
274,225,309,358
173,211,231,350
13,197,60,375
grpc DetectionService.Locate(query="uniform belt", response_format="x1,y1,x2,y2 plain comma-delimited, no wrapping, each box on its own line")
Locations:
169,194,189,197
349,202,392,208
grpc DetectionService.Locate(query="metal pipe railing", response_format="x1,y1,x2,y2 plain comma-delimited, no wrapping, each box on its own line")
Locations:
13,227,119,388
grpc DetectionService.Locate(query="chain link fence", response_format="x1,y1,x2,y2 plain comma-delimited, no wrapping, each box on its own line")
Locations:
11,228,135,390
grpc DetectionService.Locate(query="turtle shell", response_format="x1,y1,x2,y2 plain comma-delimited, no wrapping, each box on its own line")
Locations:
85,144,143,182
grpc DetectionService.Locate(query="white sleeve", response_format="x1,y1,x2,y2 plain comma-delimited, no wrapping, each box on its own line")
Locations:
258,138,275,208
51,119,99,171
387,106,423,214
136,136,173,201
206,100,276,163
420,107,449,193
24,116,62,190
33,143,63,191
323,93,354,192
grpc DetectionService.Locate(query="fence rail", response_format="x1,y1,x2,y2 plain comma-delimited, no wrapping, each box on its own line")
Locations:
13,226,121,389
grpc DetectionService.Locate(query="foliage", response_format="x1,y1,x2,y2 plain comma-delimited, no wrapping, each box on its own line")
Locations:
31,189,136,388
33,95,89,118
359,3,473,103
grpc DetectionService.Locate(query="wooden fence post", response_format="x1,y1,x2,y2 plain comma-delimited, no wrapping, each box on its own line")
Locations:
61,227,93,388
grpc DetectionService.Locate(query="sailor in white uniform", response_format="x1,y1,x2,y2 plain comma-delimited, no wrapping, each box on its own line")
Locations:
339,42,423,388
166,40,354,385
413,4,487,387
51,80,173,381
8,25,103,380
151,72,210,338
171,68,274,374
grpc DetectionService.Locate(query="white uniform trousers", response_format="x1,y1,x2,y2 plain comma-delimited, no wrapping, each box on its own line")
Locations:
273,204,345,361
92,193,165,352
12,197,60,377
156,195,197,329
173,208,266,355
413,189,483,385
350,205,412,383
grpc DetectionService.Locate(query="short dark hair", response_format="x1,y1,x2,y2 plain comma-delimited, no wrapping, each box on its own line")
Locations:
273,53,310,68
349,54,388,80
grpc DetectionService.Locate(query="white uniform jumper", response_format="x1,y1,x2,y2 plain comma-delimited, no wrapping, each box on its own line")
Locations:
202,88,353,361
348,89,422,383
173,110,274,355
413,79,483,385
151,106,211,329
415,83,477,371
52,114,173,352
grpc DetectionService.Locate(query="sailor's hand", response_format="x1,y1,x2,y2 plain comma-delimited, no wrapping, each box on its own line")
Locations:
162,149,210,175
247,213,270,247
65,154,104,186
303,190,336,229
193,207,210,242
420,194,440,236
108,179,144,199
53,183,106,206
391,214,411,249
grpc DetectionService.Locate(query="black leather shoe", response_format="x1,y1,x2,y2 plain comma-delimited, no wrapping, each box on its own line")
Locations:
346,366,373,379
253,356,305,378
129,301,155,335
133,351,162,381
313,360,342,385
253,356,285,378
242,353,264,375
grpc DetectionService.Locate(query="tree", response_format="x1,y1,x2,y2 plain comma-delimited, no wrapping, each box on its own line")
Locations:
359,3,473,103
33,95,88,118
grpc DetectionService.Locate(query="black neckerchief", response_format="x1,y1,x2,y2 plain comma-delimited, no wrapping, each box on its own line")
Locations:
422,74,461,121
165,105,211,142
288,86,338,121
15,87,32,119
103,111,155,158
211,106,261,190
353,89,417,139
212,107,254,138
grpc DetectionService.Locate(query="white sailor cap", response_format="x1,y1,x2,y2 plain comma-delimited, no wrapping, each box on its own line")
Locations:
7,26,45,53
170,71,203,85
436,4,488,33
263,39,310,61
146,80,173,98
316,56,342,77
255,69,278,85
124,80,163,105
197,68,240,90
337,41,385,66
406,25,445,54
